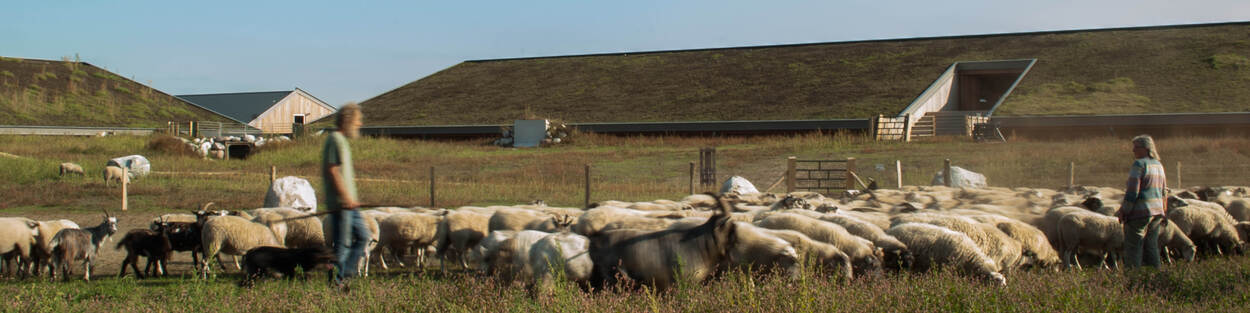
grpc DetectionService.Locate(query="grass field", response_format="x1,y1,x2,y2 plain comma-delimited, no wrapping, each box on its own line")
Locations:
1,133,1248,312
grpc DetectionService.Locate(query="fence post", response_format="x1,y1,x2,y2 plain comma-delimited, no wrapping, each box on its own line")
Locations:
903,113,912,142
943,159,953,187
786,157,797,193
584,164,591,208
896,160,903,189
189,121,194,137
121,167,128,211
870,115,880,140
688,161,695,195
270,166,277,183
1176,161,1182,188
845,157,857,190
1068,162,1075,189
429,166,435,208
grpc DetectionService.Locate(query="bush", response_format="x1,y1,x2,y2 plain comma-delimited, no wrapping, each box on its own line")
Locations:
146,135,197,157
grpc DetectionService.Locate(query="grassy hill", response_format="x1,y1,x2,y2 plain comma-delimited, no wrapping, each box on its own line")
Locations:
0,56,232,127
362,22,1250,126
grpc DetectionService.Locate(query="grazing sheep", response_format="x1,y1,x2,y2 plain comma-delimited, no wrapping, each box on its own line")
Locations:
681,193,718,209
1166,198,1244,256
886,223,1006,286
755,213,882,275
0,217,40,276
50,213,119,281
31,219,78,276
377,212,443,269
238,247,335,287
199,215,283,278
727,222,802,278
588,194,738,291
973,214,1062,270
247,208,325,248
470,230,517,275
59,163,84,177
1219,198,1250,222
1055,211,1123,270
1157,220,1196,264
891,213,1023,271
753,227,854,281
102,166,127,187
495,230,551,281
1037,206,1086,250
1080,197,1117,216
528,231,593,295
819,213,911,270
115,228,172,279
435,210,491,271
574,207,668,236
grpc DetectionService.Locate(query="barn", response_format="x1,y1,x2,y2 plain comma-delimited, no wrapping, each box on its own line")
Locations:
178,88,336,134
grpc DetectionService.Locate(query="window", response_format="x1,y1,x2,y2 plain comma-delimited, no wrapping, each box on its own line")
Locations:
293,114,306,125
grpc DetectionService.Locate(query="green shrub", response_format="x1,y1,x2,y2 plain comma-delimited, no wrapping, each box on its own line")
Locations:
1206,53,1250,69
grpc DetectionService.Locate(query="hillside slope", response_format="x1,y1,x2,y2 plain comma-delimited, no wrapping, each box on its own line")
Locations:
0,57,231,127
362,22,1250,125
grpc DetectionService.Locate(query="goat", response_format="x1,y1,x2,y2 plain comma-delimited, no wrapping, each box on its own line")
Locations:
116,219,174,279
50,211,119,281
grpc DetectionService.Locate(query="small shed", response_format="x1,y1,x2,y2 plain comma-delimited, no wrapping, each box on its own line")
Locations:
177,88,337,134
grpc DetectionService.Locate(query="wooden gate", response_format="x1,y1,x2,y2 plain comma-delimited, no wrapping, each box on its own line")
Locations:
699,147,717,188
786,157,857,195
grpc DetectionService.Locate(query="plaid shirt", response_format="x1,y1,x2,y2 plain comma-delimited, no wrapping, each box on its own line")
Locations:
1117,158,1167,220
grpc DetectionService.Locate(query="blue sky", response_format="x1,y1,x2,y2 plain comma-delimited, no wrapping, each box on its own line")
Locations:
3,0,1247,107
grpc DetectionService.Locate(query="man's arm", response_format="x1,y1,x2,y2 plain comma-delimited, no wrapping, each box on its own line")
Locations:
328,164,359,210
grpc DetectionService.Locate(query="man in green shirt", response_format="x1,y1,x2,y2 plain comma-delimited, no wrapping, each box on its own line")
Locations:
324,103,366,289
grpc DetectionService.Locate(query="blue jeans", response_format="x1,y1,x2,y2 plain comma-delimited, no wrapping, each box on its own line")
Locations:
328,209,370,282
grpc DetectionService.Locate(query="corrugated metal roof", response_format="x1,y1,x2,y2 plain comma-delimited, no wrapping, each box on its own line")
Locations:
176,91,293,124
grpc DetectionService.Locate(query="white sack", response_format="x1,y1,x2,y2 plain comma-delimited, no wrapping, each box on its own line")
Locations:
720,176,760,195
931,166,987,188
264,176,318,212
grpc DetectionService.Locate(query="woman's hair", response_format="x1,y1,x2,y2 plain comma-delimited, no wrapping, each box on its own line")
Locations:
336,103,362,127
1132,134,1160,161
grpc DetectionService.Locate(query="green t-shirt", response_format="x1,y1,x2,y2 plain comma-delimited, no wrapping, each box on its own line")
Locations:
322,131,357,210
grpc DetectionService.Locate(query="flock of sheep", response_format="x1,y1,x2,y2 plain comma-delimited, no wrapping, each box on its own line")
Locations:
1,184,1248,293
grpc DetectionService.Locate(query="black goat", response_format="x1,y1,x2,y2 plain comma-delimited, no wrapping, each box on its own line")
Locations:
116,226,173,279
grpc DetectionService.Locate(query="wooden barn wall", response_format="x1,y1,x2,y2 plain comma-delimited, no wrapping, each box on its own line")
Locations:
250,92,334,133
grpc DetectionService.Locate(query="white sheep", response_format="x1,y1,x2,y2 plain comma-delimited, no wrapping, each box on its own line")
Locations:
528,231,593,295
246,208,324,248
753,227,854,281
1167,201,1244,256
968,214,1062,269
819,213,911,269
0,217,40,276
377,212,443,269
891,213,1024,271
495,230,551,282
887,222,1006,286
470,230,517,275
727,222,802,278
435,210,491,271
1157,220,1196,264
1055,211,1122,270
574,207,663,236
1225,199,1250,222
755,213,882,275
32,219,79,276
102,166,127,187
198,215,283,278
59,163,85,177
489,209,560,233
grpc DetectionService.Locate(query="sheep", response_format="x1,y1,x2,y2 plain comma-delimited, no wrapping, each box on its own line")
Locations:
152,213,198,225
968,214,1062,269
0,217,40,276
489,209,560,233
199,215,283,278
753,227,854,281
755,212,882,275
494,230,551,282
470,230,517,275
320,211,382,276
102,166,128,187
574,207,668,236
1157,220,1196,264
1226,199,1250,222
726,222,802,279
59,162,84,177
115,227,172,279
588,194,738,291
50,212,119,281
435,210,491,271
1080,197,1117,216
246,208,325,248
886,223,1006,286
31,219,78,276
528,231,593,295
1055,211,1123,270
819,213,911,270
891,213,1023,272
1037,206,1087,250
377,212,443,269
1166,199,1244,256
681,193,718,208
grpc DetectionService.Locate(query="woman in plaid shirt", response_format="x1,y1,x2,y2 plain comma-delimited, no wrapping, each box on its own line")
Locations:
1116,135,1168,268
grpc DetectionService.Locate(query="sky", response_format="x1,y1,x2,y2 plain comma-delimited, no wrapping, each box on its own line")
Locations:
2,0,1248,107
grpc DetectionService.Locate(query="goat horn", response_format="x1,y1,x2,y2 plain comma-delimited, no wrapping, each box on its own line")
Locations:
201,202,216,211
